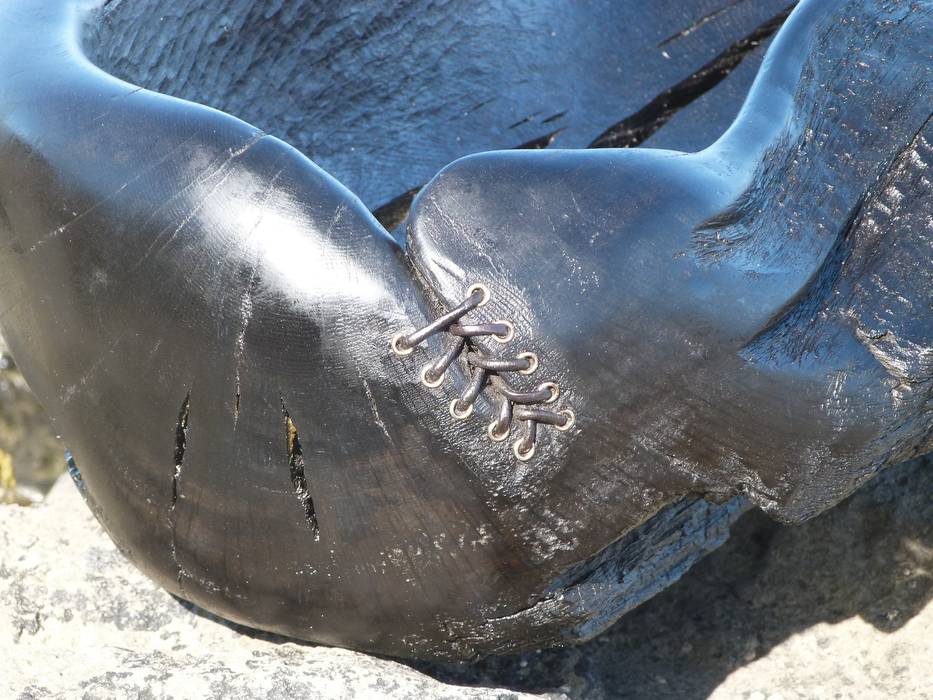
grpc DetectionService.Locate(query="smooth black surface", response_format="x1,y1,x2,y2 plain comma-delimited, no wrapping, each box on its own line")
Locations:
0,0,929,661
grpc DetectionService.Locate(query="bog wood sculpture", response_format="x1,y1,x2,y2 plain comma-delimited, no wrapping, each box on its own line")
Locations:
0,0,929,660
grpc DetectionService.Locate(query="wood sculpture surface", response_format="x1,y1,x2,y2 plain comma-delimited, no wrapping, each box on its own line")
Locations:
0,0,929,660
83,0,793,214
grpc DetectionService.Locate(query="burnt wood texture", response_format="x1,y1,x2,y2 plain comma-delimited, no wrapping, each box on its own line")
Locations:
0,0,929,660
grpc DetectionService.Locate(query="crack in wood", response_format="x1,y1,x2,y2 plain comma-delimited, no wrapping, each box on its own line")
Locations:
170,393,191,587
372,6,795,231
372,128,566,230
590,5,796,148
282,402,320,540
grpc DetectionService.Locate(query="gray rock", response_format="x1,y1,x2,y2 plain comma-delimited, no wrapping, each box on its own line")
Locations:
3,456,932,699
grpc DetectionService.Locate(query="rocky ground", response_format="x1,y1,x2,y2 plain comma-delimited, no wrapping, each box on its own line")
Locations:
0,338,63,505
2,454,930,699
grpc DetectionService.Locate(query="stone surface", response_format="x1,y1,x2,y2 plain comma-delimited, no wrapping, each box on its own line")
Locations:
2,455,931,699
0,333,63,504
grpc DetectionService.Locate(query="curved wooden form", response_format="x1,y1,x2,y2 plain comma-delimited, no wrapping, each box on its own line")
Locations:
0,0,928,659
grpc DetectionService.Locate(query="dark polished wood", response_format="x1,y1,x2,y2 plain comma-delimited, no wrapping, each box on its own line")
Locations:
0,0,928,660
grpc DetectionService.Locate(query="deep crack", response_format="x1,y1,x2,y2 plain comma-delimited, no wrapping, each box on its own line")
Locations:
171,393,190,506
282,402,320,540
371,6,795,230
170,393,190,586
590,5,795,148
372,186,421,231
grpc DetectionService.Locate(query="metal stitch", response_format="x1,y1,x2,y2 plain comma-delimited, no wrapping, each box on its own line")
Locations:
391,285,574,458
